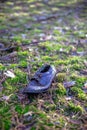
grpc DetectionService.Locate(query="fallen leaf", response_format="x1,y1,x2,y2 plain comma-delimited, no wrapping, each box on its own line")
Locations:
59,48,64,52
0,51,17,61
84,60,87,67
24,111,33,117
69,119,81,125
84,83,87,89
65,96,72,100
0,94,13,101
63,81,76,88
83,89,87,94
0,43,4,48
23,111,33,122
4,70,15,78
70,50,87,56
82,83,87,93
0,83,3,92
80,69,87,75
77,51,87,56
21,34,26,39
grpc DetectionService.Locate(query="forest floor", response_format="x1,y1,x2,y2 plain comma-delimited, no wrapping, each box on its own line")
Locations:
0,0,87,130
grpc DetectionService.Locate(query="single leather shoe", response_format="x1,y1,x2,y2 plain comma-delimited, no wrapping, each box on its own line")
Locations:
23,64,56,93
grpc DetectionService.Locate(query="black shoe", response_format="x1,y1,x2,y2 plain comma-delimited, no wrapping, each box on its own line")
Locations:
23,64,56,93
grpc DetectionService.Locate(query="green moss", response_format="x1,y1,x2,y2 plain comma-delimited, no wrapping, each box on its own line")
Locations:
0,105,10,115
3,81,13,90
30,127,36,130
5,69,27,86
22,106,30,114
34,29,42,34
6,77,19,86
56,36,67,42
78,93,87,100
0,17,6,23
9,64,18,69
44,103,56,111
12,36,31,44
73,31,86,38
18,51,28,57
69,56,81,64
76,77,87,87
11,36,22,43
56,73,66,82
54,60,69,65
71,87,87,100
15,105,23,114
15,104,37,115
3,120,11,130
56,83,66,95
39,42,53,51
38,112,47,119
19,60,27,68
71,74,87,88
53,30,62,35
7,2,14,6
0,63,5,70
48,104,56,110
14,69,27,84
0,104,11,130
39,42,65,52
41,56,52,61
0,25,7,30
67,102,84,113
70,63,83,71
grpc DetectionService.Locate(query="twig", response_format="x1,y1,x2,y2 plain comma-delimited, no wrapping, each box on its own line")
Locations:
0,46,17,52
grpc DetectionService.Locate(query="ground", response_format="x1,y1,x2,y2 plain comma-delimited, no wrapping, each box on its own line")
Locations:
0,0,87,130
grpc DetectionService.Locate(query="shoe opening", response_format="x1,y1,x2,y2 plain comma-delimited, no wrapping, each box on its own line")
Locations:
41,65,50,73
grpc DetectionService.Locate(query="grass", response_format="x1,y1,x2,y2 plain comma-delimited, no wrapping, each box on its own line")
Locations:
0,0,87,129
